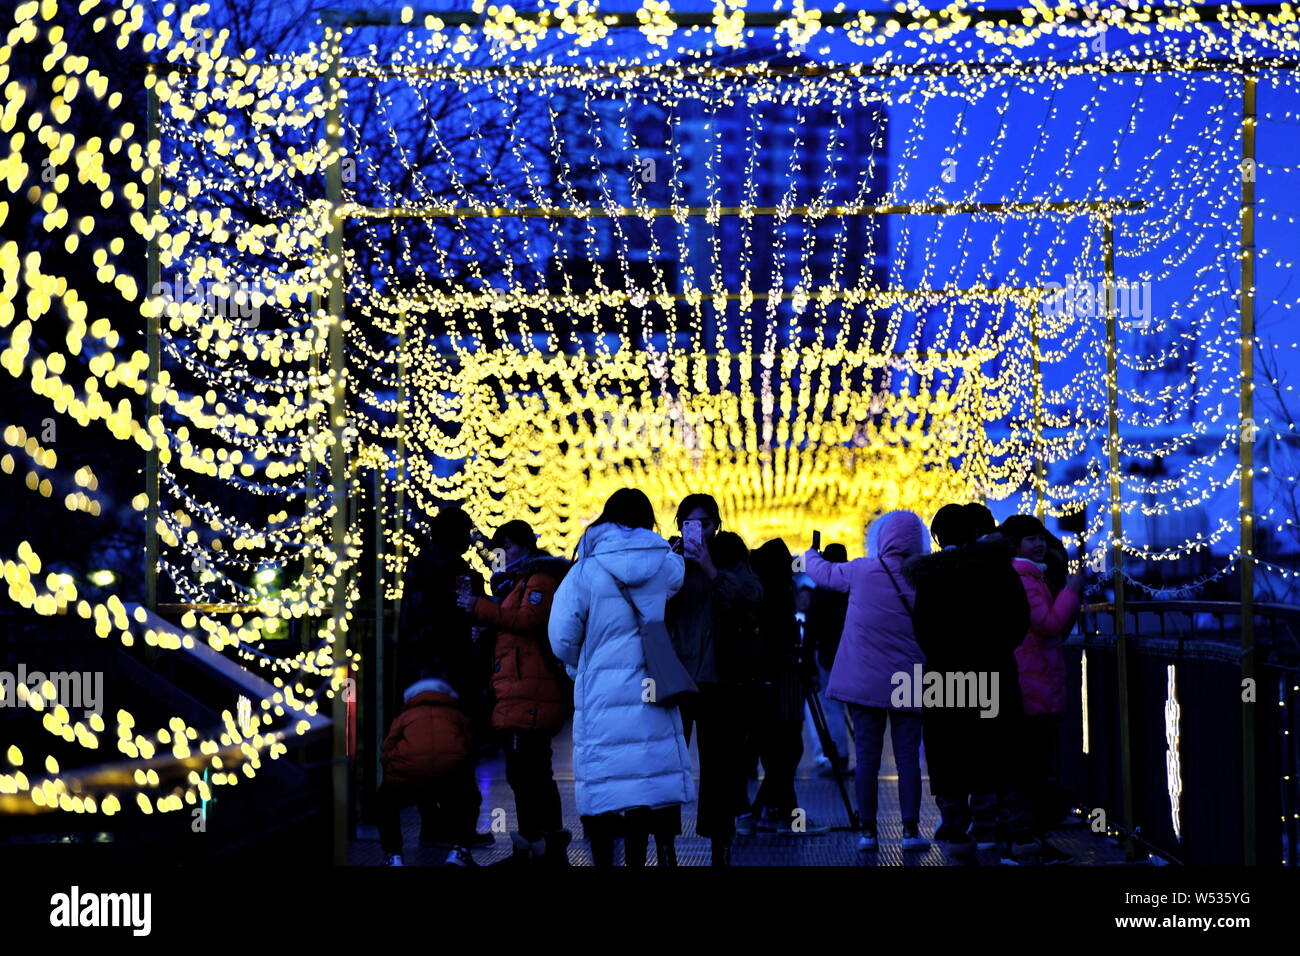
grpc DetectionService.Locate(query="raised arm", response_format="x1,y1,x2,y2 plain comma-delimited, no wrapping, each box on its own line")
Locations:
473,571,559,635
804,549,854,593
1026,577,1081,645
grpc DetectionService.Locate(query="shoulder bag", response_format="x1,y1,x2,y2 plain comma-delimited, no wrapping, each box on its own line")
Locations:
611,573,697,708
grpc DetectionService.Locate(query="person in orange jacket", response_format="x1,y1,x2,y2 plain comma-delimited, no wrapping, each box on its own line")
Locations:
378,671,481,867
459,520,572,864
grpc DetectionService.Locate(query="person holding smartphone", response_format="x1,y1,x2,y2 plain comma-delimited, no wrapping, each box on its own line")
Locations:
665,493,763,866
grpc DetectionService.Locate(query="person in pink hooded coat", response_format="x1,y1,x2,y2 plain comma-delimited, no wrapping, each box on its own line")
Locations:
1000,516,1084,717
803,510,931,852
1000,514,1086,864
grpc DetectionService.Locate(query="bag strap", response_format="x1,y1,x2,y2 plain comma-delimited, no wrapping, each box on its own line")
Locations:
608,570,646,627
881,559,915,622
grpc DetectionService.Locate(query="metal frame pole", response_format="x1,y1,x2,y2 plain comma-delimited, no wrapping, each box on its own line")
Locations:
371,467,385,808
1239,68,1258,866
1031,299,1045,521
347,199,1145,221
973,369,988,506
144,66,161,612
304,291,322,651
324,21,351,867
323,3,1294,31
393,315,406,647
1103,214,1135,858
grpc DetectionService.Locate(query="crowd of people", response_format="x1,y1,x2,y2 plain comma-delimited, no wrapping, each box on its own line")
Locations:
375,491,1084,867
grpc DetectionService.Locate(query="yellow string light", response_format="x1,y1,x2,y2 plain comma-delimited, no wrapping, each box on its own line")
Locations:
0,0,1296,814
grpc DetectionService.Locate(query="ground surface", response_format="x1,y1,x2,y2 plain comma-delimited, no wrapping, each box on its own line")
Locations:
351,721,1129,866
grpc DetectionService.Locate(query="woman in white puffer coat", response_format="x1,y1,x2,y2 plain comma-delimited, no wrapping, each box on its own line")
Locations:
549,488,693,866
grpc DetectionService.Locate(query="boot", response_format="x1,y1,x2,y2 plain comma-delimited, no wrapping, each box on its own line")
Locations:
710,838,731,867
584,816,616,868
590,834,616,867
541,829,572,866
657,836,679,867
624,830,649,866
509,830,545,863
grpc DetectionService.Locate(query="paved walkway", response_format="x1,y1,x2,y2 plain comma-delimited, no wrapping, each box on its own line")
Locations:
351,722,1128,866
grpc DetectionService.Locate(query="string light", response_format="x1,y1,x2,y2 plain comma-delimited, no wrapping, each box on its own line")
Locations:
0,0,1296,813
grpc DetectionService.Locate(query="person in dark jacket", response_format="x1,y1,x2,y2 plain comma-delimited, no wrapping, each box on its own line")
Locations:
1043,530,1070,597
397,507,487,718
710,531,765,683
377,672,482,867
460,519,572,864
665,496,763,866
806,543,850,773
740,538,829,836
904,503,1034,863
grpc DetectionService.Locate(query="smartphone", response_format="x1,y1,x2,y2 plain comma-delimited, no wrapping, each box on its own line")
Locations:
811,530,822,551
683,520,705,557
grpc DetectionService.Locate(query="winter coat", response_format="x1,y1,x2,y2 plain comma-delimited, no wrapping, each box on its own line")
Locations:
549,522,695,817
905,538,1030,794
397,549,486,697
804,511,929,711
380,679,473,785
710,568,769,685
666,555,764,685
808,588,849,673
1012,558,1081,716
471,553,571,734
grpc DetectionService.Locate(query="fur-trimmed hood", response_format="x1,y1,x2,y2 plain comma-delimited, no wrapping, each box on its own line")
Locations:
516,552,571,581
402,677,458,703
490,551,570,598
1013,556,1050,577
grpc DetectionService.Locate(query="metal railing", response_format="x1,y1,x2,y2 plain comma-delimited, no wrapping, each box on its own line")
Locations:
0,608,331,819
1065,599,1300,865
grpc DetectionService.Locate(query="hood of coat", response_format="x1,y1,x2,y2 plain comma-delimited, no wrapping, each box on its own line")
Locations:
402,677,458,703
578,522,674,587
1013,556,1048,579
865,510,931,563
490,551,570,596
518,552,571,581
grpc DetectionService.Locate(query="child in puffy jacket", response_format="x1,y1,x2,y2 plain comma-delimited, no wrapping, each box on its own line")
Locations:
999,514,1085,864
377,672,482,866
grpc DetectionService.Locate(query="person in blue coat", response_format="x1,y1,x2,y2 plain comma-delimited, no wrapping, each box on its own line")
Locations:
549,488,693,866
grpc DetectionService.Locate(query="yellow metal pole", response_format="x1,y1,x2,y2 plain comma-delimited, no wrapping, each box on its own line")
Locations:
1031,299,1045,521
346,199,1146,220
1239,68,1258,866
144,66,161,612
393,315,406,646
1103,215,1135,858
371,467,384,806
323,21,351,867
